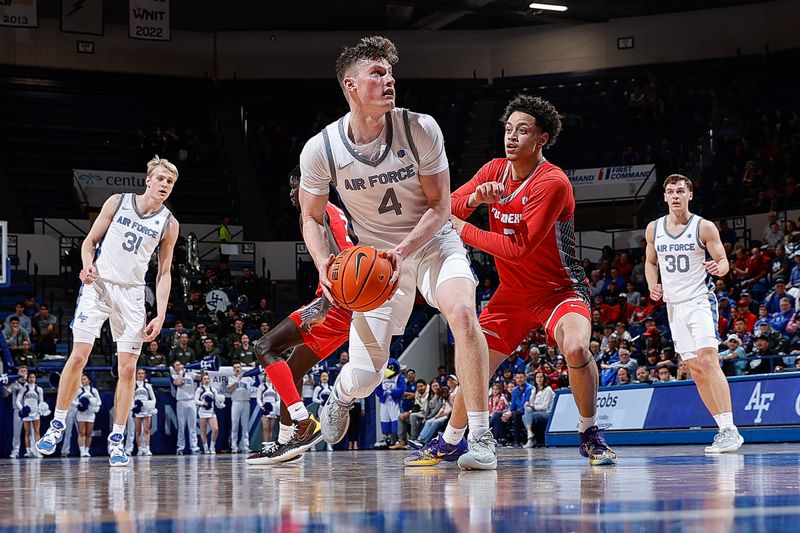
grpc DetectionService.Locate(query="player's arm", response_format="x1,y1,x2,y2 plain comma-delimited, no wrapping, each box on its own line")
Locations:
451,162,504,219
143,217,179,342
80,194,121,284
700,220,730,277
644,222,663,301
450,177,567,262
300,189,336,302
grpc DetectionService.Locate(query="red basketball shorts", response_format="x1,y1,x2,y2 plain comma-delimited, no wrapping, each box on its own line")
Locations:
479,286,591,355
289,299,352,359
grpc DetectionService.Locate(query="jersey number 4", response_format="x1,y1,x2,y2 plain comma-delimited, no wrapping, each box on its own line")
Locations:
122,232,144,254
378,188,403,216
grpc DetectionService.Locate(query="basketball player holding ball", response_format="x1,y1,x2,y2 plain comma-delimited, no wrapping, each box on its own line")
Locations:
299,36,495,470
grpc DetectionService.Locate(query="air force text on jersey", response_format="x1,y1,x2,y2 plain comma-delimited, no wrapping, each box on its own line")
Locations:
343,164,416,191
115,215,160,239
656,243,697,252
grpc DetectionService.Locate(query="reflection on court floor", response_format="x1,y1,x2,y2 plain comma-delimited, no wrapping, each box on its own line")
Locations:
1,444,798,532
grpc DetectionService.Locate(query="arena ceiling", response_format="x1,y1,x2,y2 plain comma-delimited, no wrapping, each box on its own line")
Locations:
39,0,770,32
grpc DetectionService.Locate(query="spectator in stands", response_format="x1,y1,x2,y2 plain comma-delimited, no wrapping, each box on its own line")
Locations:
252,299,275,329
656,348,676,371
635,366,654,384
217,216,232,262
180,289,205,327
764,222,784,248
589,270,604,298
730,318,754,352
409,379,437,443
227,319,245,349
32,304,58,355
765,277,795,314
232,334,256,366
656,366,675,382
524,371,555,447
768,247,791,286
189,323,216,355
165,320,187,350
745,334,773,375
413,385,453,447
769,298,795,338
616,367,634,386
741,248,769,299
719,334,747,376
238,266,263,303
602,268,627,296
5,302,32,335
676,360,693,381
393,372,422,450
14,340,37,368
477,277,496,311
200,337,221,362
624,282,641,307
732,300,757,332
432,365,448,389
501,371,532,447
488,382,509,444
498,352,526,378
170,333,196,365
258,322,271,339
4,317,30,360
141,341,168,369
718,220,737,248
216,262,233,289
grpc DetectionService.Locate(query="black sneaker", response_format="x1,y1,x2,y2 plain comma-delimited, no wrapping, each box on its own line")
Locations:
579,425,618,466
246,416,323,465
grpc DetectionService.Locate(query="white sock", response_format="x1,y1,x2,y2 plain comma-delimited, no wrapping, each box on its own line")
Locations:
54,409,68,424
210,440,216,450
112,424,126,435
442,423,467,445
467,411,490,434
288,402,309,421
278,423,294,445
714,412,736,430
578,415,597,433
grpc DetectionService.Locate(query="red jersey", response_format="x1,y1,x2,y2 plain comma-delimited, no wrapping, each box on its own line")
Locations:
452,158,586,295
314,202,354,298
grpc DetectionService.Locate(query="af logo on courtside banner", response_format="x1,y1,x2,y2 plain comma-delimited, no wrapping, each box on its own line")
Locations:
744,381,775,424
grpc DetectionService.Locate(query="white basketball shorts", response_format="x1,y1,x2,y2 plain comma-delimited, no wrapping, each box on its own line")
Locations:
666,292,720,359
71,278,146,355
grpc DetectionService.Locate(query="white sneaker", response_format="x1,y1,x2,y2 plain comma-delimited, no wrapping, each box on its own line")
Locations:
523,438,535,449
35,419,65,456
10,450,19,459
705,427,744,454
457,428,498,471
144,447,152,456
319,388,353,444
108,433,130,467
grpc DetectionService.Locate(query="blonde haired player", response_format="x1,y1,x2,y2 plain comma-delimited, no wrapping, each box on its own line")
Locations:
300,36,493,469
646,174,743,453
37,156,179,466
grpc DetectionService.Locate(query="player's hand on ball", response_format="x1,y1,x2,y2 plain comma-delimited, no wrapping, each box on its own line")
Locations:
143,316,165,342
317,253,337,304
703,260,722,276
649,284,663,301
472,182,504,206
79,265,98,284
381,249,403,288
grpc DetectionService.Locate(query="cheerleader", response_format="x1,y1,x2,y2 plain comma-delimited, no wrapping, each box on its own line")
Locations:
16,372,44,457
72,373,101,457
195,373,219,454
256,372,280,444
132,368,157,456
311,371,333,411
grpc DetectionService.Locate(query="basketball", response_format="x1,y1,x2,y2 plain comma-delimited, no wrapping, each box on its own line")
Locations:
327,245,397,312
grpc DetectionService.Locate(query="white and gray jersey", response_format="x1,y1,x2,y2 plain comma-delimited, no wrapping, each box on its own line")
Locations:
134,380,156,413
171,370,198,401
653,214,713,303
17,383,43,411
195,384,217,416
230,375,254,402
300,108,449,250
74,385,101,409
257,381,279,412
95,192,172,286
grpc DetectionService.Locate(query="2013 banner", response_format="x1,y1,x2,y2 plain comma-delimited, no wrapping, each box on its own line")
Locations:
0,0,38,28
129,0,170,41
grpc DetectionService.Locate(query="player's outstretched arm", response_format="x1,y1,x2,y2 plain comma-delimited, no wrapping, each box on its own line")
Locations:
144,217,179,342
700,220,730,277
644,222,662,301
451,161,504,219
80,194,122,284
299,189,336,302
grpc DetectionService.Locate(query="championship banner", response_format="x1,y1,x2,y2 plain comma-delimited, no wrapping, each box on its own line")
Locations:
73,169,146,208
566,164,656,204
0,0,38,28
129,0,170,41
61,0,103,36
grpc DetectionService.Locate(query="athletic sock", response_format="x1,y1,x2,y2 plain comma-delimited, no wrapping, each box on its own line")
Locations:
578,415,597,433
467,411,490,435
265,360,302,406
714,412,736,430
112,424,126,435
288,402,309,421
53,409,68,425
442,423,467,445
278,423,294,445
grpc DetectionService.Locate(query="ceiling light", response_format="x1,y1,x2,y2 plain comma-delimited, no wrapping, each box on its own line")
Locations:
529,3,568,12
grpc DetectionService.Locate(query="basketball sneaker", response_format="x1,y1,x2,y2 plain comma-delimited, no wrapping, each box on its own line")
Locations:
704,427,744,454
579,425,617,466
108,433,130,467
318,389,352,444
403,433,468,467
36,419,65,456
246,441,280,465
457,428,497,471
248,416,323,465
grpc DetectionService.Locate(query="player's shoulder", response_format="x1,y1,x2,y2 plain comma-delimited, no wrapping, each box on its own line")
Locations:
300,128,329,157
396,108,440,131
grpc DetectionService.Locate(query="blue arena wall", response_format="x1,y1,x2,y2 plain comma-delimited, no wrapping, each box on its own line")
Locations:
547,372,800,446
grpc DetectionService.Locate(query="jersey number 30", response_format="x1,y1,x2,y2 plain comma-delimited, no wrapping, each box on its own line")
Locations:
122,232,144,254
664,254,690,273
378,188,403,216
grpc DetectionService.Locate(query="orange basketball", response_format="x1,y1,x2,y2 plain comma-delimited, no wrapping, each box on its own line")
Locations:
327,245,397,312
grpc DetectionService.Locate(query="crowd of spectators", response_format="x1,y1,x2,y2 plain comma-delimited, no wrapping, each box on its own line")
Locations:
134,125,214,166
2,297,60,367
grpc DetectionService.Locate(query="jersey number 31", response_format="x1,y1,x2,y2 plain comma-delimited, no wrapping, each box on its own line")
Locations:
122,232,144,254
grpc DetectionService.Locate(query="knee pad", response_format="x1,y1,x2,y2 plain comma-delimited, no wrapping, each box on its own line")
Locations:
337,363,386,398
